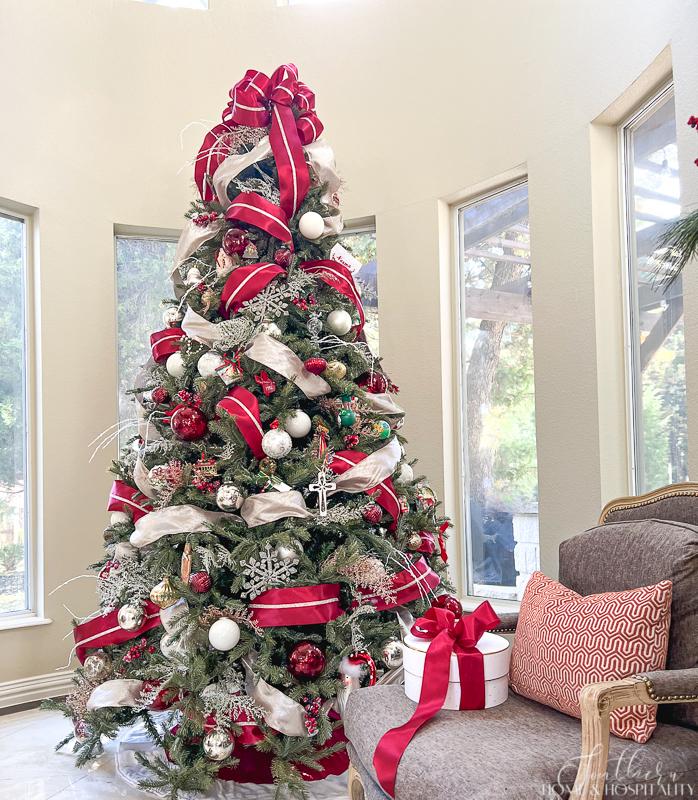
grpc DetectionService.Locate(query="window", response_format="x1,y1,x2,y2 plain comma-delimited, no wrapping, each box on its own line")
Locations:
0,210,31,615
621,86,685,493
134,0,208,8
116,235,178,438
337,226,379,354
456,182,539,601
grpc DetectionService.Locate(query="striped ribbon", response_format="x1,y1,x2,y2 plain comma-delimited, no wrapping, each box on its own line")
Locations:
330,449,402,523
107,480,153,522
300,259,365,333
225,192,294,249
149,328,184,364
356,557,441,611
73,600,162,663
217,386,265,459
219,261,286,318
249,583,343,627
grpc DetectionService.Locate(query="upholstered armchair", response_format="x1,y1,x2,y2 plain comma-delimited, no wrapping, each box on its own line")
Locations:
344,483,698,799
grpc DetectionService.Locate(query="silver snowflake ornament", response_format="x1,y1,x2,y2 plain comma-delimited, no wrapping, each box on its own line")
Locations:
240,542,299,599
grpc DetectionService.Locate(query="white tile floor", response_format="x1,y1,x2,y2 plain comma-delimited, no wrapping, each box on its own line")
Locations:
0,708,348,800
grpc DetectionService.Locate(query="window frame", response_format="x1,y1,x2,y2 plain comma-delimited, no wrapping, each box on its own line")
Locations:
452,178,536,610
0,202,41,627
619,81,680,495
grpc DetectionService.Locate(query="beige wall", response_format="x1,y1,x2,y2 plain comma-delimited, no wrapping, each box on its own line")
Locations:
1,0,697,683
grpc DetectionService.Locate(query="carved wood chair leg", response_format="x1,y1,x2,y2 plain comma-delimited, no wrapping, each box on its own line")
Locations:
348,763,366,800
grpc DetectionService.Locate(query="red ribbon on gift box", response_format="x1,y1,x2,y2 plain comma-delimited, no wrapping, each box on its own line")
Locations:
149,328,184,364
249,583,343,627
107,480,153,522
373,602,500,797
217,386,265,459
73,600,162,664
354,556,441,610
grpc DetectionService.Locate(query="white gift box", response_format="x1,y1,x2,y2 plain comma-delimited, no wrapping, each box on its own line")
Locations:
403,631,511,710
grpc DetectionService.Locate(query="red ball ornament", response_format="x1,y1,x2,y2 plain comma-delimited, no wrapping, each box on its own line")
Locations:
288,641,326,680
170,406,208,441
432,593,463,618
274,248,293,268
222,227,249,256
344,433,360,448
362,503,382,524
151,386,170,405
304,357,328,375
189,571,212,593
358,371,388,394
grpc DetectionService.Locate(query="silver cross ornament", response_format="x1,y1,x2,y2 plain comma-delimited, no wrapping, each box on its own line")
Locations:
309,467,337,517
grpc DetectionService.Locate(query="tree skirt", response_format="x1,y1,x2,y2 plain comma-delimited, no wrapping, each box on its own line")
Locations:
116,718,348,799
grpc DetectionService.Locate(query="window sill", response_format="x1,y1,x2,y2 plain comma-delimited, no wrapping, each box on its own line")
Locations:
0,614,52,631
461,596,520,615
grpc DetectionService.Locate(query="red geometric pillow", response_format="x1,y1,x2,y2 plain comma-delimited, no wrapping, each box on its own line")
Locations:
509,571,672,742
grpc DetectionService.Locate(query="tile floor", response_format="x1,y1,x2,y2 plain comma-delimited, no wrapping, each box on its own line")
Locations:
0,708,348,800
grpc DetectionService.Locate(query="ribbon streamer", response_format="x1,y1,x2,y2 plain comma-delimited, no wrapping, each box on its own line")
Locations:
133,457,157,500
107,481,153,523
73,601,162,663
87,679,146,711
240,490,314,527
300,260,365,333
373,603,500,797
217,386,265,458
181,306,226,346
130,504,234,548
225,192,293,249
249,583,343,627
219,261,286,318
245,333,331,399
243,652,309,737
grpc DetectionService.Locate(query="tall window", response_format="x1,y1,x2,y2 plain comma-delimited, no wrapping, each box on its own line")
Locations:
0,211,30,615
336,226,379,354
457,182,539,601
116,236,178,437
622,86,685,493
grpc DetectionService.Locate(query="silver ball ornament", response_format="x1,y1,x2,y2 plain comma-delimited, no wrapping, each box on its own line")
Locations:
203,729,234,761
274,540,303,560
216,483,244,511
197,351,224,378
166,352,186,378
283,410,312,438
261,428,293,459
326,309,353,336
117,603,145,631
381,639,404,669
396,463,414,484
298,211,325,240
83,651,111,682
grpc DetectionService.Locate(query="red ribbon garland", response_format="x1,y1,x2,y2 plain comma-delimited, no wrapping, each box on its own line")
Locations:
354,556,440,611
373,602,500,797
149,328,184,364
219,261,286,318
194,121,235,203
216,386,265,459
225,64,323,218
225,194,294,251
73,600,162,663
107,480,153,522
330,450,402,523
300,260,365,334
249,583,343,627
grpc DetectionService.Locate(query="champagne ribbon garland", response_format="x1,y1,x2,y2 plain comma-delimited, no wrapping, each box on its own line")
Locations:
133,457,157,500
245,333,331,399
249,583,343,627
73,600,162,663
107,480,153,522
171,216,225,276
216,386,265,459
130,504,235,548
87,679,146,711
180,306,224,346
242,652,309,737
373,603,500,797
240,490,314,527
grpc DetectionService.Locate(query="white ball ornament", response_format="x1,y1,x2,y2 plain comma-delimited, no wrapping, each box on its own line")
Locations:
298,211,325,240
283,410,312,438
110,511,130,526
259,321,282,338
216,483,244,511
166,352,186,378
326,309,353,336
208,617,241,651
163,306,183,327
203,729,234,761
117,604,145,632
185,267,202,286
197,351,225,378
262,428,293,459
396,463,414,484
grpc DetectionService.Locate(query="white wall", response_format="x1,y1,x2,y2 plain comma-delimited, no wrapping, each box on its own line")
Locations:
0,0,697,684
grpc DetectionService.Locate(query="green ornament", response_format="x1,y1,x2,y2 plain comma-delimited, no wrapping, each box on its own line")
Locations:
373,419,391,439
338,408,357,427
340,393,354,403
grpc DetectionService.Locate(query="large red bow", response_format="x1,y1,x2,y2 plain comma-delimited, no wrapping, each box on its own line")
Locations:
226,64,323,218
373,602,500,797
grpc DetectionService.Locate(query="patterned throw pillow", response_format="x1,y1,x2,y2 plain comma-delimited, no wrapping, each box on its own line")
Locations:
509,571,672,743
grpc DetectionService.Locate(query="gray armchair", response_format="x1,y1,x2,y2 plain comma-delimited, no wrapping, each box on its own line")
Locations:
344,483,698,799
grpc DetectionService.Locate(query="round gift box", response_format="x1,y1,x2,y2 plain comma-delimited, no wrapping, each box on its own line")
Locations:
403,630,511,710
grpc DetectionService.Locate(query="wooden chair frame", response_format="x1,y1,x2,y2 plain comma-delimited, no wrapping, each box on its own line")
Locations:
346,483,698,800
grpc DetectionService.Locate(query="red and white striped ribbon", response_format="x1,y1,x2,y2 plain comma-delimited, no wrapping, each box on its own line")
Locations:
219,261,286,318
73,601,162,663
330,450,402,523
249,583,343,627
107,480,153,522
217,386,265,459
149,328,184,364
300,259,365,333
357,557,441,611
225,193,294,249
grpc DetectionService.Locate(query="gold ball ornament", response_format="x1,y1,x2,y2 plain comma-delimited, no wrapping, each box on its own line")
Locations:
406,532,423,551
149,576,180,609
323,360,347,380
259,457,277,475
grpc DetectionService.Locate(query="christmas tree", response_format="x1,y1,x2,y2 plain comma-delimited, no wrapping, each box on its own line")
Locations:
48,64,451,797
